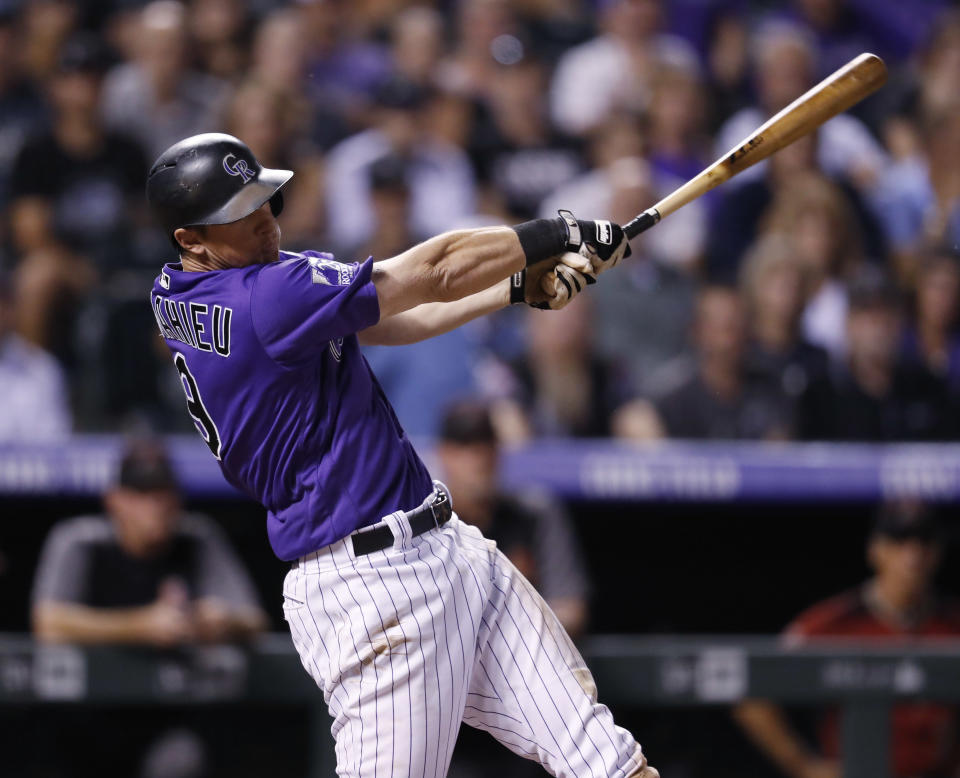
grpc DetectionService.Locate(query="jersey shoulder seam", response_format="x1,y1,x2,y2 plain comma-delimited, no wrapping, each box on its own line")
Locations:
248,262,295,372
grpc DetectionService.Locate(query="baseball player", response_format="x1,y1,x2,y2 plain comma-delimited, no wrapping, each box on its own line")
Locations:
147,133,654,778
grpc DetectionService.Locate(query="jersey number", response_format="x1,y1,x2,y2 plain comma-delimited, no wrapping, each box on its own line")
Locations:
174,353,222,460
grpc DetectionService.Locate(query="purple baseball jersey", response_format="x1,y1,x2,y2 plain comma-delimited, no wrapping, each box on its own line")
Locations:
150,250,434,560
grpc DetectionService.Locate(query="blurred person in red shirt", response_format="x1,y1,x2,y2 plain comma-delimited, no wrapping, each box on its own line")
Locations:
735,501,960,778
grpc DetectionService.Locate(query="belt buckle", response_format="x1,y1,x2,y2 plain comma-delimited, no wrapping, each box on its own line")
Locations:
429,489,451,526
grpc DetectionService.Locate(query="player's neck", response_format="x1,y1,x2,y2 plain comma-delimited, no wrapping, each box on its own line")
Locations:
181,253,234,273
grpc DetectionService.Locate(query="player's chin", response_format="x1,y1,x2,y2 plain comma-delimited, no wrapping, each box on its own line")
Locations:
258,236,280,264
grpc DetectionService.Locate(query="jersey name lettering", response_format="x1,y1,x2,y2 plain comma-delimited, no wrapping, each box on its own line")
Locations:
152,294,232,357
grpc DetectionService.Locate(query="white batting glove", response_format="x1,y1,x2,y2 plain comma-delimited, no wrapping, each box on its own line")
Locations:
510,253,591,310
539,263,590,310
557,209,632,279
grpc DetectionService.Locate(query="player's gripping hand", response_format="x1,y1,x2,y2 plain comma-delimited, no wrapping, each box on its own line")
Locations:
511,252,591,310
558,208,631,279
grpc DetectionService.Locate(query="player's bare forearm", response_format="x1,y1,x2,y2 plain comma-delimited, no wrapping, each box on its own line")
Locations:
359,280,509,346
371,226,524,320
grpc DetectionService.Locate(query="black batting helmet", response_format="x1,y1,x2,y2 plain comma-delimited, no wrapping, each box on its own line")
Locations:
146,133,293,248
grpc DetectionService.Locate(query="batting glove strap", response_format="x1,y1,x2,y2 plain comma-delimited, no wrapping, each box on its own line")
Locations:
557,209,581,249
509,270,526,304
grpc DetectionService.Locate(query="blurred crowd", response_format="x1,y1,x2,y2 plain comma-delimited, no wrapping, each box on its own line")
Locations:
0,0,959,441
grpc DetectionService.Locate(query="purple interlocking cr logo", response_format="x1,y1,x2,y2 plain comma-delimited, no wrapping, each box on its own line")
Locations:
222,153,255,183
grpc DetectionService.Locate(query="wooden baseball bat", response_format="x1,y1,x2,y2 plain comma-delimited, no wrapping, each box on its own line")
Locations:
623,52,887,239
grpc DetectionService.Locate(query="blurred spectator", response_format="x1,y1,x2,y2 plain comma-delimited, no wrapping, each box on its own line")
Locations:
223,79,325,248
8,33,146,360
437,0,524,101
18,0,79,85
799,268,957,441
871,106,960,286
616,284,792,440
360,156,489,438
541,117,707,272
249,5,347,152
299,0,391,125
761,172,866,361
735,500,960,778
389,5,446,90
0,7,47,244
32,440,267,776
785,0,946,73
715,21,887,192
324,75,476,252
703,10,751,131
740,234,830,423
435,398,590,638
583,154,697,389
468,49,584,220
0,273,71,440
646,59,710,184
101,0,229,159
188,0,251,82
550,0,698,137
879,11,960,142
32,439,268,645
900,248,960,393
494,295,631,441
782,0,885,78
707,133,885,281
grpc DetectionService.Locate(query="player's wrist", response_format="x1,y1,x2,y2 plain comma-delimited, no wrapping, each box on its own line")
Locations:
510,216,569,266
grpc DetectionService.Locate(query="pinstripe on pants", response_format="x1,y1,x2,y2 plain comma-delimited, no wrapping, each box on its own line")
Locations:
283,512,644,778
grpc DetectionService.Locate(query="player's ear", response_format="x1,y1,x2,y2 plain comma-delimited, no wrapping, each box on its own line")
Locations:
174,226,205,258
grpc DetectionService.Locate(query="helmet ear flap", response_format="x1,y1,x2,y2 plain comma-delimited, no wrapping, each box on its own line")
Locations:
269,191,284,218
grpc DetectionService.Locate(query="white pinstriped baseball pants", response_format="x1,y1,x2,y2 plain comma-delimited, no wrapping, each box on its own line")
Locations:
282,510,645,778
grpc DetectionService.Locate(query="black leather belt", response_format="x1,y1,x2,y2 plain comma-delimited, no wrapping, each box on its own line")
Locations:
351,486,453,556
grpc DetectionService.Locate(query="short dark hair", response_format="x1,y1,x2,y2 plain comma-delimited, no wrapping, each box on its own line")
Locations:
57,33,113,76
117,439,178,492
847,267,900,313
871,500,942,543
439,399,497,445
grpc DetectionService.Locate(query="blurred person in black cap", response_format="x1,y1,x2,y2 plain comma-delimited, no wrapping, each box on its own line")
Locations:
435,398,590,637
30,438,268,778
799,267,958,441
324,73,476,253
32,438,267,646
735,500,960,778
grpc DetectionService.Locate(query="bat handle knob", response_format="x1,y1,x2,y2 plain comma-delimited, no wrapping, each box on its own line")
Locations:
623,208,661,240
